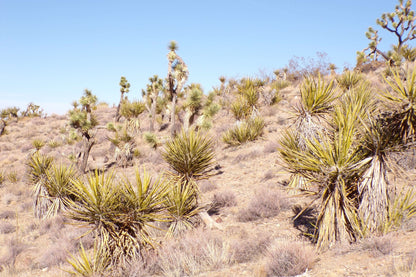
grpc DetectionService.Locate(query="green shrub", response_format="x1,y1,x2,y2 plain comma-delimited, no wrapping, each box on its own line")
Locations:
222,116,265,146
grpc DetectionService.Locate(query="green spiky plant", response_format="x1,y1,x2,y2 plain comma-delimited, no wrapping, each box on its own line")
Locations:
336,70,363,91
67,240,111,276
167,41,189,135
115,76,131,122
69,89,98,173
32,139,45,151
222,116,265,146
164,178,202,236
27,152,54,218
162,130,216,234
21,102,44,118
287,74,337,192
41,164,77,218
198,91,221,130
381,65,416,143
66,169,169,269
143,132,159,149
279,88,372,250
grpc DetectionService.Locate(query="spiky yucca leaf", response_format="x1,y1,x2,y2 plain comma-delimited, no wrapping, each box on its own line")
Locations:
143,132,159,149
40,164,77,218
165,178,201,237
381,66,416,142
279,96,370,250
27,152,54,184
230,96,251,120
67,240,110,276
222,116,265,146
162,130,215,181
119,169,169,246
298,74,336,117
336,70,362,91
66,170,120,232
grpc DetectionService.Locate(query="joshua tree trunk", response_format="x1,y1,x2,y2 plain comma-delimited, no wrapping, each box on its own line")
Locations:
78,138,95,173
115,92,124,122
150,93,158,132
0,120,5,136
170,94,177,136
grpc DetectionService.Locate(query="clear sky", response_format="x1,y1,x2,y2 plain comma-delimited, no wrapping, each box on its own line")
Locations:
0,0,409,115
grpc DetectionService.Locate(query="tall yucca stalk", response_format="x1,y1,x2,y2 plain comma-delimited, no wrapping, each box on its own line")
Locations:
381,66,416,142
279,93,370,250
66,169,169,267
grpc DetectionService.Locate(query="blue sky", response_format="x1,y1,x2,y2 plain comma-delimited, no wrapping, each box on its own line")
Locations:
0,0,408,114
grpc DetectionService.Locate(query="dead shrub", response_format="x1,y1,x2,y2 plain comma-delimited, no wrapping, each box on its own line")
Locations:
199,180,217,193
237,189,289,222
157,228,232,276
36,240,73,268
0,210,15,220
263,141,278,153
0,221,16,234
208,191,237,215
0,237,27,269
361,235,394,257
265,241,315,277
231,234,271,263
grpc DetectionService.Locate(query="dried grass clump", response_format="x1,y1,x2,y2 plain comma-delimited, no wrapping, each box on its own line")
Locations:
231,234,271,263
361,235,394,257
0,221,16,234
237,189,288,222
0,237,27,270
157,229,232,276
208,191,237,215
265,241,315,277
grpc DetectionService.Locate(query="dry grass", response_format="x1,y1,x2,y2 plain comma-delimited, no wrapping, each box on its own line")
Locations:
157,228,232,276
237,189,289,222
0,221,16,234
361,235,395,257
231,233,271,263
265,241,315,277
208,190,237,215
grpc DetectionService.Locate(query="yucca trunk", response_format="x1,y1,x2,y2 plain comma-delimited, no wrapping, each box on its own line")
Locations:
34,181,52,219
315,179,359,250
78,138,95,173
149,92,158,132
358,155,389,232
115,91,124,122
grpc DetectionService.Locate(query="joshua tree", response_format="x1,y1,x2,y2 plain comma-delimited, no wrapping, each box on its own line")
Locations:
69,89,98,173
359,0,416,64
143,75,164,132
115,76,130,122
183,83,203,131
166,41,189,136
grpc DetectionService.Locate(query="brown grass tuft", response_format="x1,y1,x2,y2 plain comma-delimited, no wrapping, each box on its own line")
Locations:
361,235,395,257
265,241,315,277
237,189,289,222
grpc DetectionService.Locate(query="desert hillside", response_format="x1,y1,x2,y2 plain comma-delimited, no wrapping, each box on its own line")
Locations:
1,63,416,277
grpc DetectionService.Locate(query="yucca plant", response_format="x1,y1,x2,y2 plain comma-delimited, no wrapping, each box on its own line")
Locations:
162,129,215,181
222,116,265,146
381,66,416,143
230,96,252,120
27,152,54,218
143,132,159,149
287,75,337,193
67,240,110,277
66,169,169,267
39,164,77,218
279,93,370,250
336,70,362,91
108,121,135,167
165,178,202,236
32,139,45,151
357,115,402,233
